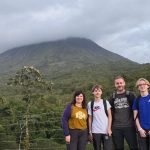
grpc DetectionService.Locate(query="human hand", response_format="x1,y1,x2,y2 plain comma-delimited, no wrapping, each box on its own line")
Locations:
88,133,93,142
139,128,146,137
65,135,71,144
107,129,112,136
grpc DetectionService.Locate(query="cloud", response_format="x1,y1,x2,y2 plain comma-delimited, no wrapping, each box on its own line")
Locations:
0,0,150,63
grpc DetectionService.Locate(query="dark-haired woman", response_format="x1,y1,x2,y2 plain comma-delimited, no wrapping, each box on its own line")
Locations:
61,90,88,150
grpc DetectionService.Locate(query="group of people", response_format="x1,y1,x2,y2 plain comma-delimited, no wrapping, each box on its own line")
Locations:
61,76,150,150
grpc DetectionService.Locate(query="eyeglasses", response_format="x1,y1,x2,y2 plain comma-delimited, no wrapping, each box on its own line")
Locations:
137,83,147,87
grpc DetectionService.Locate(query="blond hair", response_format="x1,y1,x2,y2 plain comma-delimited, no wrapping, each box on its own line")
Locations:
135,78,150,88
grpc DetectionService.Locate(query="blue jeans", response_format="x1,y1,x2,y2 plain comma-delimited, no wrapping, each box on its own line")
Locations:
112,127,138,150
66,129,87,150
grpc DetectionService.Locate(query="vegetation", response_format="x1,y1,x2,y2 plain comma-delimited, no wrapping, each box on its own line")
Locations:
0,38,150,149
0,63,150,149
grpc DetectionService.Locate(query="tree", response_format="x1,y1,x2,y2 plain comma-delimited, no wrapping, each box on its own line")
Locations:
8,66,49,150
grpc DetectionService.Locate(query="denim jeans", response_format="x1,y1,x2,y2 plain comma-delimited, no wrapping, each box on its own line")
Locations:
92,133,113,150
66,129,87,150
138,133,150,150
112,127,138,150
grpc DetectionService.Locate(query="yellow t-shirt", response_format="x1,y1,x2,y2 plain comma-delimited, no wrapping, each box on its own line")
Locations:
68,105,87,130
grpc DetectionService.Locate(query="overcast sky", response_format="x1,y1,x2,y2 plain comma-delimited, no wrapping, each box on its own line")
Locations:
0,0,150,64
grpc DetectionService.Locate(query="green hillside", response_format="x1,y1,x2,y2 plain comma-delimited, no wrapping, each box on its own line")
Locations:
0,37,150,149
0,37,138,76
